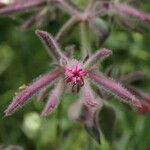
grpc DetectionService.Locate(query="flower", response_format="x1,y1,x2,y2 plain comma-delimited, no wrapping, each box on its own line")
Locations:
64,63,87,87
4,30,144,117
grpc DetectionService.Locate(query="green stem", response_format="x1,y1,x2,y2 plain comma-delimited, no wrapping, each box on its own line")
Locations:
80,22,91,59
56,17,78,43
87,136,93,150
55,101,63,143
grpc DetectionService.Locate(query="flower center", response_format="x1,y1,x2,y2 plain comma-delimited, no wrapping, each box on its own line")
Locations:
64,64,87,87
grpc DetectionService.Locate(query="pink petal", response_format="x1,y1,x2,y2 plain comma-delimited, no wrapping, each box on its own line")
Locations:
89,72,142,108
83,48,112,69
126,86,150,103
81,80,98,107
35,30,68,62
4,69,61,116
41,79,64,116
137,102,150,114
36,87,48,102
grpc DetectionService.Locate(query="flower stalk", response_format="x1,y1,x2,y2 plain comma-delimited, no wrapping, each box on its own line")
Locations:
80,22,91,58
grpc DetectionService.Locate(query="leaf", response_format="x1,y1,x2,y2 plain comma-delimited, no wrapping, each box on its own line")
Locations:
70,99,101,144
84,123,101,144
96,105,116,143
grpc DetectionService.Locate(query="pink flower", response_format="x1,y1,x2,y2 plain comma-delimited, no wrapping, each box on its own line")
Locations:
4,30,143,117
64,64,87,87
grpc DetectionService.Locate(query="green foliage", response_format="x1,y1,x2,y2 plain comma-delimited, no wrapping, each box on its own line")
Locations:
0,0,150,150
97,105,116,143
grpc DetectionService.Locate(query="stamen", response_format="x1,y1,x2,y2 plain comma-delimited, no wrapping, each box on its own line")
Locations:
64,64,87,89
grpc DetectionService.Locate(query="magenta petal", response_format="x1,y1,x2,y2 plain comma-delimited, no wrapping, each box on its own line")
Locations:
84,48,112,68
82,80,98,107
41,79,64,116
127,86,150,103
0,0,44,15
137,102,150,114
4,69,61,116
89,72,142,108
35,30,68,61
37,87,48,102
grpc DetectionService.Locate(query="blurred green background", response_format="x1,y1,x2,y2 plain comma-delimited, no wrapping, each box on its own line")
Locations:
0,0,150,150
